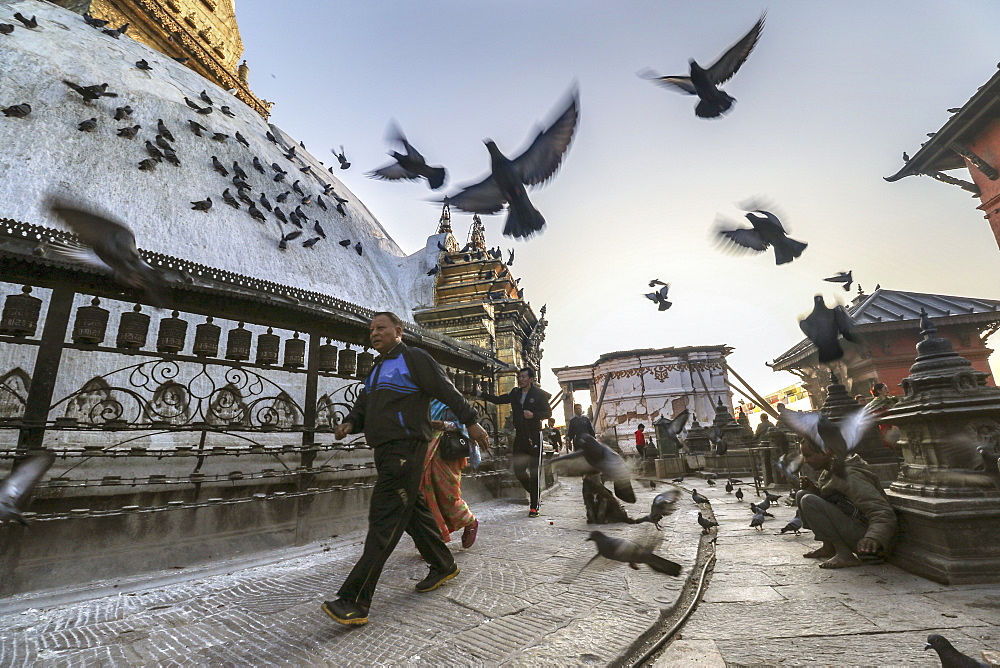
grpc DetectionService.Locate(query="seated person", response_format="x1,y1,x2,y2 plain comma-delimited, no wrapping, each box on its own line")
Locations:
795,439,897,569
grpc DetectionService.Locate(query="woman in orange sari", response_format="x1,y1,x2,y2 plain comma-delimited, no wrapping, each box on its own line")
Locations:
421,399,480,548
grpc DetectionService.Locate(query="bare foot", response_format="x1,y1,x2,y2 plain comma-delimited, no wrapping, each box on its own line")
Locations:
818,555,861,569
803,547,836,559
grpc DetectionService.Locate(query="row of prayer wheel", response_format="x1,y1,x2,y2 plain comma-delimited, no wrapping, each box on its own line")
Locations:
448,369,491,396
0,289,373,375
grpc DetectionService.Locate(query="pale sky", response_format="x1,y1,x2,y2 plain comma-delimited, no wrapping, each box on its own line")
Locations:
236,1,1000,400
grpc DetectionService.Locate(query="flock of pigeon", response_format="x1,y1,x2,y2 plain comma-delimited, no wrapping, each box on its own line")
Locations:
1,10,365,305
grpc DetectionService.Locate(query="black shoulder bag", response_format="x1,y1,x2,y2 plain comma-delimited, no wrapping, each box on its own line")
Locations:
439,430,471,461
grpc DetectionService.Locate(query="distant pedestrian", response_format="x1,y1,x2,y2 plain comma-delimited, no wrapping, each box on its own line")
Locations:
753,414,773,442
565,403,595,449
543,417,563,454
479,368,552,517
868,383,900,448
634,423,647,460
322,312,490,627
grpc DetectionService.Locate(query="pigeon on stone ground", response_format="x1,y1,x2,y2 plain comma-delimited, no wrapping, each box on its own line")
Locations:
629,488,681,529
583,531,682,576
824,271,853,292
0,451,55,525
750,502,774,518
551,434,635,504
706,478,716,486
367,122,445,190
691,488,709,505
645,283,672,311
13,12,38,29
671,476,684,483
725,480,733,493
639,13,765,119
924,634,989,668
764,490,782,504
780,512,803,535
715,206,807,265
799,295,859,363
750,511,766,531
697,512,719,534
46,197,167,306
735,487,744,502
444,87,579,239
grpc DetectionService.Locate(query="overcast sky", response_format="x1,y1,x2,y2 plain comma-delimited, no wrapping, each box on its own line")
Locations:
236,1,1000,401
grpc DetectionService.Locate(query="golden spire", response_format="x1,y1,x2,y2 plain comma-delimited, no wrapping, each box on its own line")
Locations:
437,202,452,234
469,214,487,251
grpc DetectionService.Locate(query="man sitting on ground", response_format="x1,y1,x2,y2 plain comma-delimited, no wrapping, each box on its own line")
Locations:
796,439,897,569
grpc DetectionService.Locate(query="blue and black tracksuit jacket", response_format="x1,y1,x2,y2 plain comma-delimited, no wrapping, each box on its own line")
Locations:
344,343,479,448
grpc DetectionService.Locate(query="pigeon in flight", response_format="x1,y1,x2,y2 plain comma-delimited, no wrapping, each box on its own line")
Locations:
779,406,875,470
799,295,858,363
629,488,681,529
46,197,167,306
649,279,667,288
656,409,688,454
335,145,351,169
697,512,719,534
776,452,804,485
550,434,636,503
824,271,854,292
583,531,682,576
645,283,672,311
444,87,580,239
924,634,990,668
367,122,446,190
640,13,765,119
715,206,807,265
0,451,55,525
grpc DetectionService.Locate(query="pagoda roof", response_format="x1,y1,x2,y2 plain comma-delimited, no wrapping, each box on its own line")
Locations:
771,288,1000,370
885,66,1000,181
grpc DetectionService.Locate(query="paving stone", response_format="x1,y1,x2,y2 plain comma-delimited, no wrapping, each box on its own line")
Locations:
653,639,727,667
700,585,784,603
842,593,990,632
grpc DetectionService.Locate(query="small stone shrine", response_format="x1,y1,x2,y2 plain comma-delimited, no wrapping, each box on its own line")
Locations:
885,310,1000,584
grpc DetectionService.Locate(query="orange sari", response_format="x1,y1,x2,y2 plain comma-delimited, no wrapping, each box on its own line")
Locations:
420,431,475,542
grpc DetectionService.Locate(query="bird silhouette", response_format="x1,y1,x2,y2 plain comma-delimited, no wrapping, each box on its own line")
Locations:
640,13,764,119
339,239,351,248
629,488,681,529
427,265,440,277
222,189,240,209
691,488,709,505
583,531,681,576
645,283,672,311
444,87,579,239
697,512,719,534
102,23,128,39
824,271,854,292
716,206,807,265
252,157,266,173
799,295,858,363
0,451,55,525
354,242,363,256
367,121,446,190
302,236,321,248
247,204,266,222
46,197,167,306
0,23,13,35
235,131,250,147
656,409,689,454
335,145,351,169
137,158,157,171
735,487,744,502
191,197,212,212
211,156,228,177
188,120,206,136
199,90,214,105
83,13,108,28
135,59,152,71
212,133,228,142
220,105,236,117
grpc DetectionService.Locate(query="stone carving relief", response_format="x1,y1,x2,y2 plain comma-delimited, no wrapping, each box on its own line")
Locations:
0,368,29,419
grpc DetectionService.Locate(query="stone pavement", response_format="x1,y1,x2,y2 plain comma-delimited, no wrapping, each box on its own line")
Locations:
655,479,1000,667
0,477,700,667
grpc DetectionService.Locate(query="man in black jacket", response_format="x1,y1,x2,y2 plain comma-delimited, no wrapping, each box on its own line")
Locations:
479,367,552,517
322,312,490,627
565,403,595,449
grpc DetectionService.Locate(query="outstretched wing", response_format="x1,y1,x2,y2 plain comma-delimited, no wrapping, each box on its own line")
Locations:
0,451,55,509
48,199,138,253
833,305,859,342
367,160,418,182
666,409,689,436
720,227,768,251
510,88,580,188
705,13,766,86
779,410,824,449
638,69,697,95
444,177,506,214
46,240,115,273
840,406,876,452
